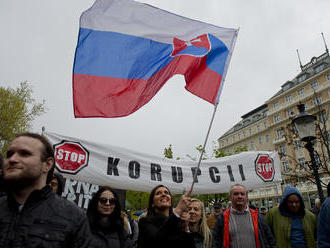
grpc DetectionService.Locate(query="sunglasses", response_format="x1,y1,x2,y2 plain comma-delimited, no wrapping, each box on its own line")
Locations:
99,197,116,205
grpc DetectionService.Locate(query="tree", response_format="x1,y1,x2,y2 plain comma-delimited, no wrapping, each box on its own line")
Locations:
280,92,330,187
0,81,45,154
126,190,150,210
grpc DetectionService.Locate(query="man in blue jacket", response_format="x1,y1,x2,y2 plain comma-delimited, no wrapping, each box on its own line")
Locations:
318,182,330,247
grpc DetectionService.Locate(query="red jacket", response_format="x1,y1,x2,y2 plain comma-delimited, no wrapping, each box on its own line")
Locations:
222,208,260,248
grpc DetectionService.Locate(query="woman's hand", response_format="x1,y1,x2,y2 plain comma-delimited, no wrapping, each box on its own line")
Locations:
173,191,191,217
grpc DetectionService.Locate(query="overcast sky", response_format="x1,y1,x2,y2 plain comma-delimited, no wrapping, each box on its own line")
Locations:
1,0,329,159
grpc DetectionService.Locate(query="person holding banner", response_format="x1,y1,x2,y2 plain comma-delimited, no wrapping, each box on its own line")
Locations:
87,186,132,248
138,185,195,248
184,198,212,248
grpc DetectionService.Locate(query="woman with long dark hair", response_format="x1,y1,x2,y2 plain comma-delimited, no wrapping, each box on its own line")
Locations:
137,184,195,248
87,186,132,248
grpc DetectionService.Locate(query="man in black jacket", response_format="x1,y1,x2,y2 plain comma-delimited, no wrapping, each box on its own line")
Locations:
0,132,92,247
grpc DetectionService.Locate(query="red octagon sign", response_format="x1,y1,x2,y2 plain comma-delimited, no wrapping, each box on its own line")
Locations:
54,140,89,174
255,154,275,182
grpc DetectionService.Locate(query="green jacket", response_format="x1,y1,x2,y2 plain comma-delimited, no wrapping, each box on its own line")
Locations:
266,207,317,248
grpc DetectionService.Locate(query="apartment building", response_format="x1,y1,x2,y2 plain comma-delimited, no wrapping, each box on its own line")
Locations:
218,51,330,208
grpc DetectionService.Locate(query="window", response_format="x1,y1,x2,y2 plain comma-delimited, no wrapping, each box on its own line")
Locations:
283,84,291,91
250,141,255,150
319,110,327,123
273,102,279,108
294,141,302,150
327,74,330,80
232,135,235,143
287,109,295,117
283,161,290,172
274,114,280,123
310,81,318,89
297,88,305,96
324,130,330,141
238,133,241,140
315,64,325,73
243,131,246,137
264,121,267,128
298,74,307,83
285,95,292,102
226,139,228,145
312,96,322,106
249,128,252,135
279,144,286,154
298,158,306,169
276,129,284,138
266,135,270,143
258,137,262,144
257,125,260,132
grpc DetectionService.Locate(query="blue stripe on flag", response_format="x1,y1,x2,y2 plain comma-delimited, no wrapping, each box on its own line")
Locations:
74,28,174,79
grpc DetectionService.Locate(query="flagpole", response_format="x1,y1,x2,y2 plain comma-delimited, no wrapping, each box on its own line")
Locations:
190,103,219,193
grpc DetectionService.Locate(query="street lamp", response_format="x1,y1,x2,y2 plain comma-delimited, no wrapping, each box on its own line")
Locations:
292,103,325,203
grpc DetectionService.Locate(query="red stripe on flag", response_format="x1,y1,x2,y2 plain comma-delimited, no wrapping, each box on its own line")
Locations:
73,56,221,118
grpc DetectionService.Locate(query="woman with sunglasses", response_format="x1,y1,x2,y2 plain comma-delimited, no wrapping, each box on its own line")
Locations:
185,198,211,248
87,186,132,248
137,184,195,248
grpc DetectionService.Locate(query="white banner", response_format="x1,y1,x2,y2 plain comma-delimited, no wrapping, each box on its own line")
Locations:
44,131,282,194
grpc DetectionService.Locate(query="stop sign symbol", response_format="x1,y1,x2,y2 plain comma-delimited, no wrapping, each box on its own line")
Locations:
54,140,89,174
255,154,275,182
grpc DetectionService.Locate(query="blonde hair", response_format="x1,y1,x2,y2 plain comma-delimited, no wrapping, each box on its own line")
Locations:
190,198,212,248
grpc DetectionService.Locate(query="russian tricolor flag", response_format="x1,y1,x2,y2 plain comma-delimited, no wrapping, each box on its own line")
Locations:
73,0,238,118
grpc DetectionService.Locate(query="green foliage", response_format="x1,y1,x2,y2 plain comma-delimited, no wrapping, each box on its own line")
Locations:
0,81,45,154
164,144,180,160
126,190,150,210
213,148,231,158
164,144,173,159
194,193,229,208
185,144,208,161
234,145,248,154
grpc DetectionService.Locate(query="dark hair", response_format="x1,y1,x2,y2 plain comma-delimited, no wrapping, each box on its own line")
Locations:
147,184,173,218
51,173,65,195
327,182,330,197
87,186,123,231
14,133,55,183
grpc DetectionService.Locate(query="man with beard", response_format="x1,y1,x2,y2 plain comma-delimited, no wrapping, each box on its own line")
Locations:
266,186,317,248
212,184,275,248
0,133,91,247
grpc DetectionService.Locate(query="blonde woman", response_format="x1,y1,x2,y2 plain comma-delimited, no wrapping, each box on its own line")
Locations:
186,199,212,248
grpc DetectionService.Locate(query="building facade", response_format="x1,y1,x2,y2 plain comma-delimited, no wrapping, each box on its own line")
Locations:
218,51,330,208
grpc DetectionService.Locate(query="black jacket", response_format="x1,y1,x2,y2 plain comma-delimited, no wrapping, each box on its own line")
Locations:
91,228,132,248
0,185,92,248
138,213,195,248
212,211,276,248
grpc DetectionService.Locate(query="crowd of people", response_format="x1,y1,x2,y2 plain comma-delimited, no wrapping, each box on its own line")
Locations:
0,132,330,247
